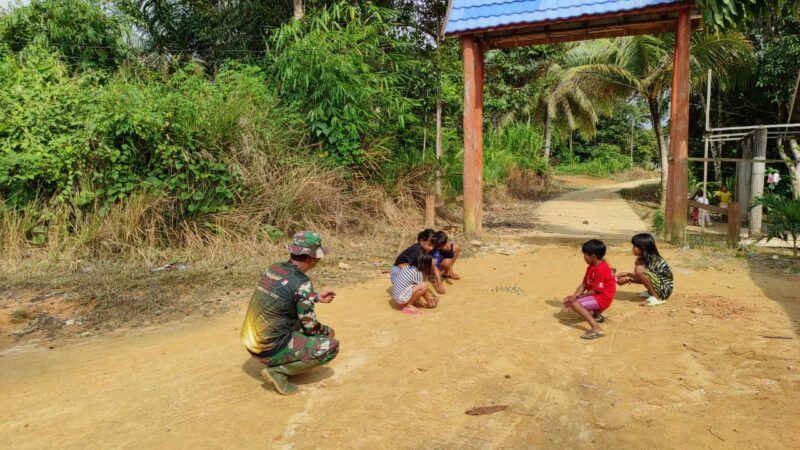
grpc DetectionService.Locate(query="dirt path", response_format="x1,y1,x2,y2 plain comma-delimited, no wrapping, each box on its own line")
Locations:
2,181,800,449
531,178,657,239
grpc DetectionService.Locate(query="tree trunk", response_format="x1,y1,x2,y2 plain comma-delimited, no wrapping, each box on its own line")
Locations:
293,0,304,20
435,88,443,198
780,139,800,200
543,110,552,163
648,98,668,209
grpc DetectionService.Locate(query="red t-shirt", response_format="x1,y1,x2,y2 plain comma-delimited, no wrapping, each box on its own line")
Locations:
582,261,616,310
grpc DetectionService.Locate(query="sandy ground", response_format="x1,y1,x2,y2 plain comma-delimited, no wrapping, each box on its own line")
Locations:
2,179,800,449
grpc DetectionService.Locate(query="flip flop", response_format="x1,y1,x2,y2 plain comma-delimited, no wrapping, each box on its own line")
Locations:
594,313,606,323
402,306,423,316
581,331,605,340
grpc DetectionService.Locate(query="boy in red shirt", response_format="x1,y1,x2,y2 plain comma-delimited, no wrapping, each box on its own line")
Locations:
561,239,616,340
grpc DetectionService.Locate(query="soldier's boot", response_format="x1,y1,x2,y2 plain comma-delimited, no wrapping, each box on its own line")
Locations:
260,360,322,395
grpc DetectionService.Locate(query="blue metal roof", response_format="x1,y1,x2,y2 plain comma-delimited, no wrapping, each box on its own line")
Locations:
444,0,687,34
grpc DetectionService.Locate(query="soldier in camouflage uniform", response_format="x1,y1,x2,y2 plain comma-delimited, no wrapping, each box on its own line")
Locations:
241,231,339,395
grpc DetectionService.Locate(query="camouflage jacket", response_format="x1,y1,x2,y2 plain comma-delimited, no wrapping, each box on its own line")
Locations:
240,261,329,357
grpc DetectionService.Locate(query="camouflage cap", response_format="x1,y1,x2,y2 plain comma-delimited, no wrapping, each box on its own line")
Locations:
287,231,329,258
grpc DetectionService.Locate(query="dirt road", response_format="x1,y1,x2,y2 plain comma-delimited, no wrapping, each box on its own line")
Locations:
2,180,799,449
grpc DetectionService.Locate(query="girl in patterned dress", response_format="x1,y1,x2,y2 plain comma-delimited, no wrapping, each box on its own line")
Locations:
616,233,674,307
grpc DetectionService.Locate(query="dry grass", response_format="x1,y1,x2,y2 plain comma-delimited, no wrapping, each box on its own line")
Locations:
0,137,441,339
612,167,659,182
504,168,560,201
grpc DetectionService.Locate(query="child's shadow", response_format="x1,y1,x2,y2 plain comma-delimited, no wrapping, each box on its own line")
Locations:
615,291,644,302
242,357,335,389
546,298,589,330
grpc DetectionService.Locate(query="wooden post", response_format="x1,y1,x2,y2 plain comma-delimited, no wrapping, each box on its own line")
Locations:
736,136,753,230
727,201,741,247
424,191,436,227
702,69,712,234
461,36,484,236
749,127,767,236
665,8,691,242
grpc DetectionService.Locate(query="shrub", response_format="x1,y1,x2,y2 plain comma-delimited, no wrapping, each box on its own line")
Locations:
652,209,665,236
268,2,418,169
750,193,800,256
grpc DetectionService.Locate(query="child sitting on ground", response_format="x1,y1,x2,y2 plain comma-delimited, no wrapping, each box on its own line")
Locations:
616,233,674,307
432,230,461,280
392,229,445,294
391,253,438,315
561,239,616,340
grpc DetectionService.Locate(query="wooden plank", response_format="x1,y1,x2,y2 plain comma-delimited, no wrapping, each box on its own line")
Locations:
688,200,727,215
665,8,691,242
485,18,700,49
689,157,800,163
445,1,695,37
461,36,484,236
749,128,767,237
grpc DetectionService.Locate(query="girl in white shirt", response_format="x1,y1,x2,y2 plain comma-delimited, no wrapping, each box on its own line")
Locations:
391,253,438,315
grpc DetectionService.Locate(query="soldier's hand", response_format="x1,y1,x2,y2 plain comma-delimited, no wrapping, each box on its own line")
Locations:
318,290,336,303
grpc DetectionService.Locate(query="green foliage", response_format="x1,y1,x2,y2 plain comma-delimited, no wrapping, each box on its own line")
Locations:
750,193,800,256
555,142,629,177
118,0,291,68
268,2,418,169
10,309,30,321
0,0,128,71
754,13,800,106
0,47,301,217
482,122,547,187
697,0,800,30
652,209,665,236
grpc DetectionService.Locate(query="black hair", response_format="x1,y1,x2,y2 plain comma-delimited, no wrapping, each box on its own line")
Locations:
694,189,704,199
433,230,449,246
581,239,606,259
290,253,313,262
417,228,435,243
631,233,661,265
411,252,434,279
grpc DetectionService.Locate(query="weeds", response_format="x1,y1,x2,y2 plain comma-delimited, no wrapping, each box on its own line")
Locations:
554,157,630,178
10,309,29,321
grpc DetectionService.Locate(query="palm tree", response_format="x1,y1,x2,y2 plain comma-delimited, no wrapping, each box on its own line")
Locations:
494,44,626,162
572,32,752,206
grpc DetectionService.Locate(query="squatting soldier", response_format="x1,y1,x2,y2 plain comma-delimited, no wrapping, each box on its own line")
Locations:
241,231,339,395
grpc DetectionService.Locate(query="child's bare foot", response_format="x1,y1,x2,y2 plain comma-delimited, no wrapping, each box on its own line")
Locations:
401,305,422,315
446,272,461,280
435,284,446,295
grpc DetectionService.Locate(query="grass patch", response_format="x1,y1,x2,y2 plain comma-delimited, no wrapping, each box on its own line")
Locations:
10,309,30,322
554,158,629,178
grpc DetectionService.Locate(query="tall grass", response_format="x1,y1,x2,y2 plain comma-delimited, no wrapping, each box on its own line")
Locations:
554,158,630,177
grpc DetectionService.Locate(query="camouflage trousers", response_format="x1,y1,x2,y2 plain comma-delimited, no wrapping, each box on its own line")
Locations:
256,329,339,367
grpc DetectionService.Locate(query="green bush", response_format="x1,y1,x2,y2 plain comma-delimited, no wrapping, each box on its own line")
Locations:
268,2,418,169
554,143,629,177
652,209,665,236
0,48,302,217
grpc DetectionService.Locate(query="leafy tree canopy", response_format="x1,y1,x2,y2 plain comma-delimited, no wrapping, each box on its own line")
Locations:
0,0,128,71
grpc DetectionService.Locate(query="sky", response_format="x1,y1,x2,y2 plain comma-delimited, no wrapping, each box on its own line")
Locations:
1,0,28,11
